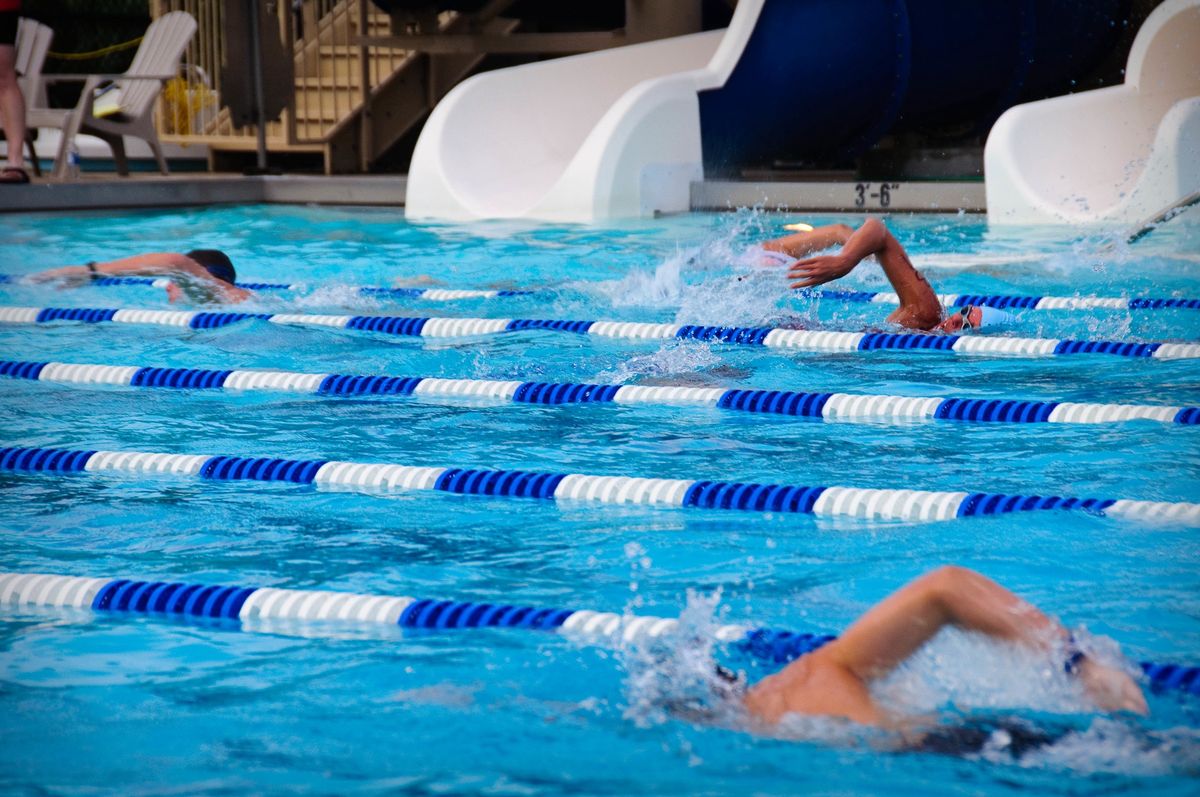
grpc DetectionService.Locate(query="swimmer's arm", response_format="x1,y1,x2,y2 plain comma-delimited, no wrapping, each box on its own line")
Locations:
787,218,941,329
100,254,250,303
47,253,250,303
824,566,1148,714
30,254,202,284
762,224,854,260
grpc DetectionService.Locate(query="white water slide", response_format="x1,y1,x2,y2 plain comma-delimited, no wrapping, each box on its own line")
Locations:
986,0,1200,226
405,0,764,222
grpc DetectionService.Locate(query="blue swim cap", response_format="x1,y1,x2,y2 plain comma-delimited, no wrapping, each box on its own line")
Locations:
185,249,236,285
976,305,1017,328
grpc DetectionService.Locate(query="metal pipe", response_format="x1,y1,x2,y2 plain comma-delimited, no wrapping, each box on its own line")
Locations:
248,0,268,171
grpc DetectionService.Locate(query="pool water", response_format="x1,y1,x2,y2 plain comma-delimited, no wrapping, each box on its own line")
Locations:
0,206,1198,794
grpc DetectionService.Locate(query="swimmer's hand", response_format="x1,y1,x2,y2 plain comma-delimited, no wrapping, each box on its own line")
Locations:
1077,657,1149,715
787,254,856,289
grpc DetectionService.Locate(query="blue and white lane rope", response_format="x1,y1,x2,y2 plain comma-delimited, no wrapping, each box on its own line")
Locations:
3,306,1199,360
1,571,1195,695
0,274,531,301
2,446,1197,525
3,360,1197,427
4,274,1196,313
810,289,1200,312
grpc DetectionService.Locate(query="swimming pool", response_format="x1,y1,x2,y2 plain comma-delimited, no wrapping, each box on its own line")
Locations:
0,205,1198,794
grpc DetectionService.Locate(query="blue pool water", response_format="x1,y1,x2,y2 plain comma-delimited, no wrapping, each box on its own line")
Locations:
0,206,1198,794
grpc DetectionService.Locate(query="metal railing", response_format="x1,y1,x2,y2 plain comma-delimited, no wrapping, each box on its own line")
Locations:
149,0,407,153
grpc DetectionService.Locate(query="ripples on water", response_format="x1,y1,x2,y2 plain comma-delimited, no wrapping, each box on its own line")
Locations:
0,206,1198,793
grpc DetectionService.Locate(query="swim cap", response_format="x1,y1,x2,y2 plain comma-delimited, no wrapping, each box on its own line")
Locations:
185,249,236,285
976,305,1017,328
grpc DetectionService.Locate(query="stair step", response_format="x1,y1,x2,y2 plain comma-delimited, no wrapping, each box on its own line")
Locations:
317,44,411,56
291,88,362,122
310,51,409,81
297,75,364,88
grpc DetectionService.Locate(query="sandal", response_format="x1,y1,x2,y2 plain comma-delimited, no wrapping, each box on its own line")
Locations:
0,167,31,184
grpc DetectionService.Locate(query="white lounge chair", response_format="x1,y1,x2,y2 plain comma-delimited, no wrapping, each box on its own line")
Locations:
27,11,196,178
14,17,53,176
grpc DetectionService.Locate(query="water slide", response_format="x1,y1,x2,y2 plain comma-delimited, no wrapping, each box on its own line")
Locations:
406,0,1125,222
986,0,1200,226
406,1,763,221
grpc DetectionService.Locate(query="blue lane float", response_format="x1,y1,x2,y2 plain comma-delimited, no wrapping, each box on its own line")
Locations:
2,305,1199,361
1,444,1197,525
811,288,1200,311
4,274,1197,313
2,359,1194,427
0,571,1194,695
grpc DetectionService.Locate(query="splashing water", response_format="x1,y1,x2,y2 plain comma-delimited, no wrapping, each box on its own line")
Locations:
595,340,726,384
871,627,1108,717
285,283,385,311
587,252,688,308
1013,718,1200,776
620,587,746,732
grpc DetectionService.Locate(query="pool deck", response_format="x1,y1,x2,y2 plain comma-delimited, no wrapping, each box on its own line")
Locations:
0,174,985,214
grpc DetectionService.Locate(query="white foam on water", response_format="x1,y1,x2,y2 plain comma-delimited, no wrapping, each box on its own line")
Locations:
594,341,725,384
585,252,688,308
285,283,385,312
1010,718,1200,776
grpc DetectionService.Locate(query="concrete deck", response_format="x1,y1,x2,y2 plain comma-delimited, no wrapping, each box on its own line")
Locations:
1,174,985,215
0,175,408,214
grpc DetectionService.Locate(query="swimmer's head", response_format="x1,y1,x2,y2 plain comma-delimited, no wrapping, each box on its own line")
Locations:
185,249,236,285
935,305,1017,333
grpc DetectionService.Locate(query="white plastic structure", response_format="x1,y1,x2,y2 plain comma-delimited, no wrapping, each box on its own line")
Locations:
986,0,1200,225
406,0,765,222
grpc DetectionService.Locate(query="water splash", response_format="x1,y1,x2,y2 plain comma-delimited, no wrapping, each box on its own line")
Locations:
1013,718,1200,776
870,627,1102,717
587,252,687,308
619,587,745,732
283,283,385,312
594,341,725,384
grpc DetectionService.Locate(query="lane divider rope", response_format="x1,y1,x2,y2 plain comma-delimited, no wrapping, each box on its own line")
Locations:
3,305,1198,360
4,274,1196,312
1,445,1196,525
0,571,1194,694
808,288,1200,312
2,359,1196,427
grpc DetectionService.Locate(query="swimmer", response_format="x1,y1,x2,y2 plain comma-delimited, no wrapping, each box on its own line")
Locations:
741,566,1148,732
761,219,1013,332
29,249,251,304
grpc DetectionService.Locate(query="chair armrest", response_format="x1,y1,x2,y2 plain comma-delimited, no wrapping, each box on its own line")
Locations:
40,74,178,84
38,74,180,119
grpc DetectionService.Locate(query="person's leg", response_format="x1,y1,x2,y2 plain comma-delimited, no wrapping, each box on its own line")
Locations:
0,39,28,175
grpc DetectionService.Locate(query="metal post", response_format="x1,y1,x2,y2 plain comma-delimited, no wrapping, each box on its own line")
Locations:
248,0,268,172
359,0,372,172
